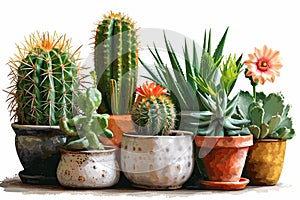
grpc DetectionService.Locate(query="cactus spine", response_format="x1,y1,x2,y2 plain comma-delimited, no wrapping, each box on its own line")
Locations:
131,82,176,136
94,11,138,114
7,32,82,125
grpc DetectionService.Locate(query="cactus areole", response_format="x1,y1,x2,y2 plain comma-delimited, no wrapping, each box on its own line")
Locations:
94,11,138,115
7,32,82,126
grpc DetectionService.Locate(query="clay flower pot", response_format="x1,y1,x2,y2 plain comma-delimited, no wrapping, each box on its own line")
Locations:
194,135,253,182
12,123,67,185
56,147,120,188
243,139,286,186
121,131,194,189
100,114,135,147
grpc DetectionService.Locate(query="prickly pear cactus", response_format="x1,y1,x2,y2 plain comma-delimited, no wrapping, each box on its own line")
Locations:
94,11,138,114
237,91,295,140
7,32,82,125
59,88,113,150
130,82,176,136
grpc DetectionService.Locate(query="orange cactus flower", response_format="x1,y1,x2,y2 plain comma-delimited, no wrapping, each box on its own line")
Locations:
136,81,168,98
244,45,282,85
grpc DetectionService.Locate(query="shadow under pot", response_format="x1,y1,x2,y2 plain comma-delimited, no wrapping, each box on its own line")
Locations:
121,130,194,190
12,123,67,185
56,147,120,188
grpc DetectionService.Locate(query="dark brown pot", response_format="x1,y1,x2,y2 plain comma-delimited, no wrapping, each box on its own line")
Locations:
243,139,286,186
100,114,135,148
194,135,253,182
12,123,67,185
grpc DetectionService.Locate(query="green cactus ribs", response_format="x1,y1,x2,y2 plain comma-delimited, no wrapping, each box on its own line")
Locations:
7,32,83,125
94,11,138,115
130,82,176,136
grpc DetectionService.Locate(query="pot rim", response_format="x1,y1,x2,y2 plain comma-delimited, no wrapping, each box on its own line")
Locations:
11,123,60,130
254,138,287,142
123,130,194,139
59,146,118,155
194,134,253,148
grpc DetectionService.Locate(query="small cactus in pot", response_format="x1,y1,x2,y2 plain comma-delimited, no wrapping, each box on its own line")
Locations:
130,81,176,136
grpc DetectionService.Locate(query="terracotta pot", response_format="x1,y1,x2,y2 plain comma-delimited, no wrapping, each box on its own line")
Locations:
194,135,253,182
100,114,135,147
121,131,194,189
57,147,120,188
12,123,67,185
243,139,286,186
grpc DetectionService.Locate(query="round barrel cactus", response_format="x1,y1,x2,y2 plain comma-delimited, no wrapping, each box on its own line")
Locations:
131,82,176,136
7,32,83,125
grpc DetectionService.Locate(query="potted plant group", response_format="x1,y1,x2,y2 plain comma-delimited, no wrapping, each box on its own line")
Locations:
237,45,295,185
5,31,83,185
57,84,120,188
94,11,138,147
121,81,194,189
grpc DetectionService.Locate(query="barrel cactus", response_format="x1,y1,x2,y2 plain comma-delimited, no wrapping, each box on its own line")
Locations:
94,11,138,114
7,31,82,125
130,82,176,136
237,91,295,140
59,87,113,150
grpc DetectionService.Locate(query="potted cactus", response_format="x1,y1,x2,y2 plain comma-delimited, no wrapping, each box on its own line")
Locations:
94,11,138,147
121,81,194,189
237,45,295,186
57,85,120,188
5,31,83,184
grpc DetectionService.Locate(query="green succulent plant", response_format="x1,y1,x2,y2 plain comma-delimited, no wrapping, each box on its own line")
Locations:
191,89,250,136
59,87,113,150
141,27,243,112
237,91,295,140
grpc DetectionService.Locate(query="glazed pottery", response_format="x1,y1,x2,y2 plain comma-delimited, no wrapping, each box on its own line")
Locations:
194,135,253,182
244,139,286,185
121,131,194,189
57,147,120,188
12,123,67,185
100,114,135,147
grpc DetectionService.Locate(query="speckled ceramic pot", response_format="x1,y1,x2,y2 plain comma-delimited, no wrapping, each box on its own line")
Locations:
121,131,194,189
195,135,253,182
57,147,120,188
243,139,286,186
12,123,67,185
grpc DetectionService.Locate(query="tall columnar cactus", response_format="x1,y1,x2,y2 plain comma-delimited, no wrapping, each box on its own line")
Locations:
59,87,113,150
94,11,138,115
7,32,82,125
130,82,176,136
237,91,295,140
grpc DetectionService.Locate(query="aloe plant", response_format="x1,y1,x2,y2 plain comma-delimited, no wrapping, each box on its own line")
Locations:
237,91,295,140
141,27,243,112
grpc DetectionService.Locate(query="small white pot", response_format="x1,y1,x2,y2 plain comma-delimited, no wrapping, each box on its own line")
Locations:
57,147,120,188
121,131,194,189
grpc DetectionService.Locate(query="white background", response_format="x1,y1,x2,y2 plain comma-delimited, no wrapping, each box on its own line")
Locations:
0,0,299,199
